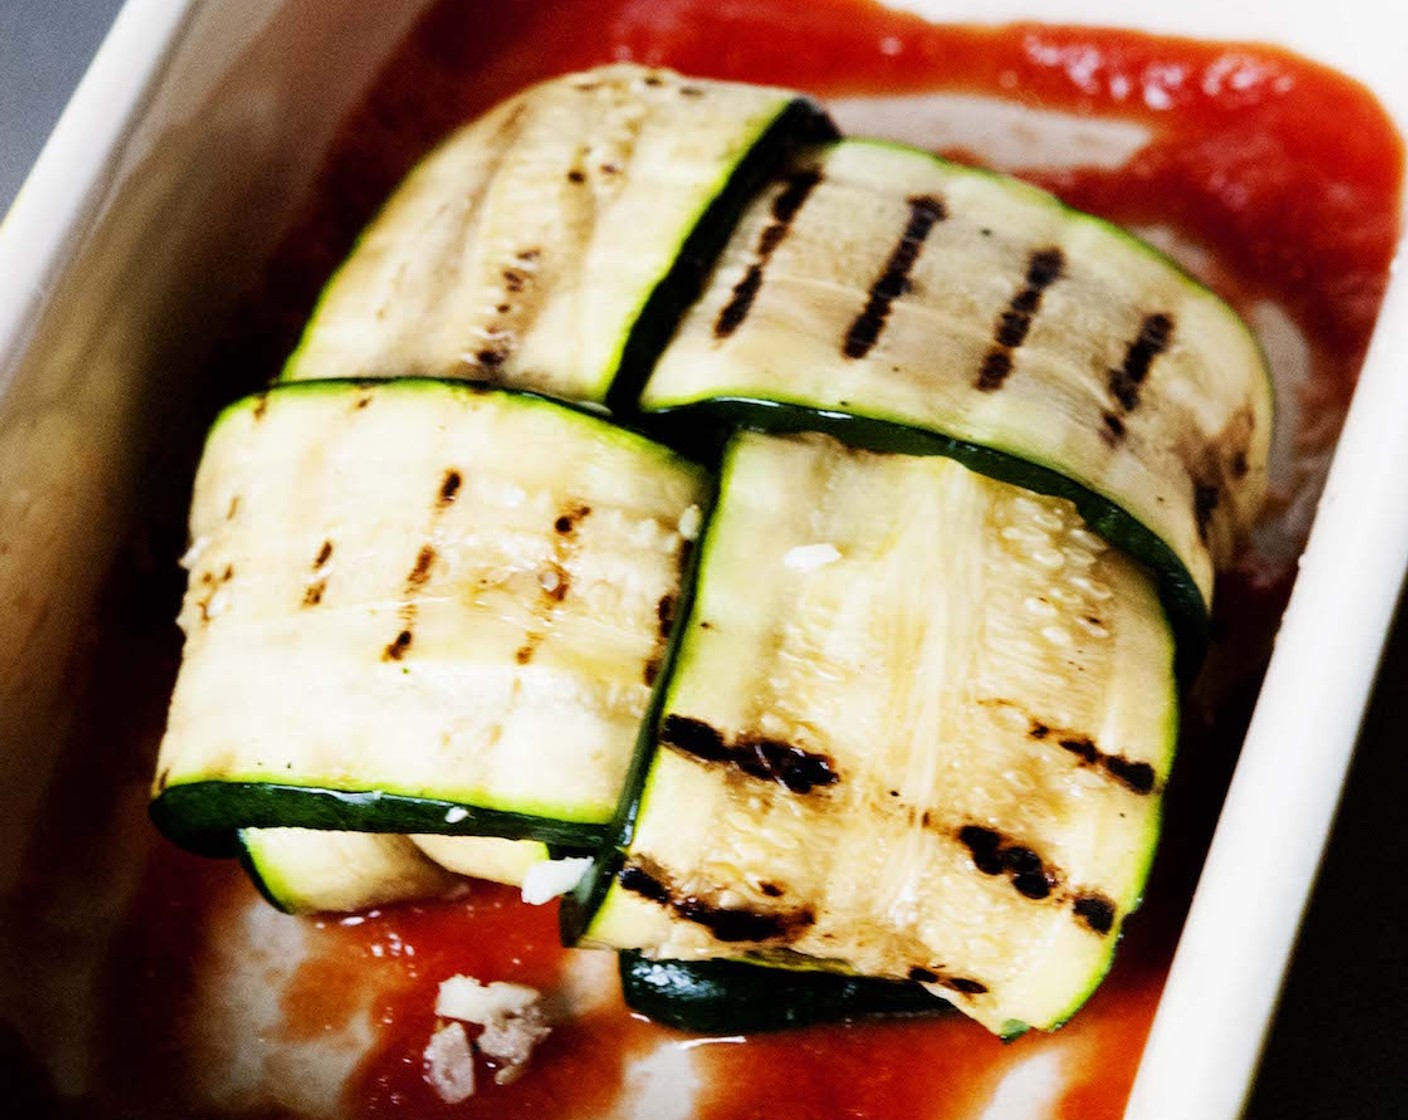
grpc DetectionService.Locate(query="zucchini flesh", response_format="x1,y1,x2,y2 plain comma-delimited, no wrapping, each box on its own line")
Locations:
411,834,550,886
281,65,832,404
576,432,1177,1035
152,380,708,851
239,829,550,914
618,952,948,1034
239,829,460,915
640,139,1272,639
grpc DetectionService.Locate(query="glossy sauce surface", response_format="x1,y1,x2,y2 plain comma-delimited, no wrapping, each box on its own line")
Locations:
14,1,1402,1118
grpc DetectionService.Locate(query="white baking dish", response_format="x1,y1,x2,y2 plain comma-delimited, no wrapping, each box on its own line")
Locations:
1,1,1404,1117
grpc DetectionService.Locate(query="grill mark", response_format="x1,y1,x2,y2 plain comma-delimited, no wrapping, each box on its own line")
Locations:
226,495,240,521
656,594,676,639
714,170,821,339
382,629,413,661
554,504,592,535
1193,480,1220,545
941,977,989,996
251,394,268,421
907,966,939,983
660,714,839,795
957,825,1058,901
313,540,334,569
1101,411,1126,447
438,469,463,507
1105,312,1175,422
618,860,813,943
1017,713,1161,796
955,823,1120,934
302,580,325,608
514,503,589,666
974,247,1064,391
407,545,437,589
843,195,945,360
1072,893,1117,935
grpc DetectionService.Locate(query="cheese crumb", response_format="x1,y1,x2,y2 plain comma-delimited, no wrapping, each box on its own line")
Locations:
520,856,593,905
423,1021,476,1103
678,504,703,541
782,543,841,572
435,976,552,1085
444,806,469,824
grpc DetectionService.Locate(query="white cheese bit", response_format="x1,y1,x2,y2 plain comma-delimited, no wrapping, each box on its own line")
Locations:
180,535,211,569
444,806,469,824
678,504,703,541
436,976,540,1024
424,1021,476,1103
520,856,593,905
435,976,552,1086
782,543,841,572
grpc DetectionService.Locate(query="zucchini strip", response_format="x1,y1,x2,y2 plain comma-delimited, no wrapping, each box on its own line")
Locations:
281,64,833,405
239,829,462,916
152,380,708,852
569,432,1177,1036
639,140,1272,667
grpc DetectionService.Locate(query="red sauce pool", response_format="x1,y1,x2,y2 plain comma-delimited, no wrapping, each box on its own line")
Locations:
19,2,1401,1119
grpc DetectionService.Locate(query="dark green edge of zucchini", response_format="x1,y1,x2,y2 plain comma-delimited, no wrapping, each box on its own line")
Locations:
216,376,702,469
236,833,298,913
641,398,1208,684
603,98,838,414
151,782,609,859
617,952,951,1035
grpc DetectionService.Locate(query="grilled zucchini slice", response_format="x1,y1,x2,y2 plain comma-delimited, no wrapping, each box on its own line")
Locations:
151,380,708,851
569,431,1177,1036
281,65,832,404
239,829,551,914
239,829,461,915
639,139,1271,663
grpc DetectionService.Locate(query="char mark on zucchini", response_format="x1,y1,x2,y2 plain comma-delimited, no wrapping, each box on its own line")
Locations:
659,714,839,794
438,469,463,507
1071,892,1117,935
842,194,946,360
514,503,591,664
383,629,414,661
1020,708,1159,795
714,170,822,339
618,859,815,942
974,247,1065,391
1193,479,1220,545
1106,312,1175,415
958,824,1060,901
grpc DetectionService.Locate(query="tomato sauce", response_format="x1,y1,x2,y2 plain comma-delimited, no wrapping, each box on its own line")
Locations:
11,1,1401,1118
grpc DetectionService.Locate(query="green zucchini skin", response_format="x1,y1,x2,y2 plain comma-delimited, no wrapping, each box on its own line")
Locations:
618,952,949,1034
151,781,609,858
643,399,1206,683
603,99,837,414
